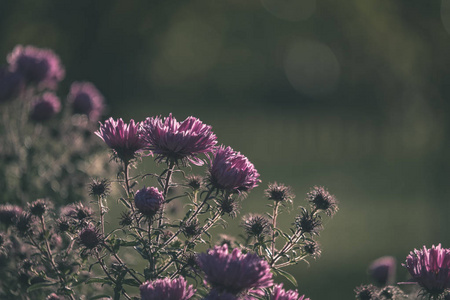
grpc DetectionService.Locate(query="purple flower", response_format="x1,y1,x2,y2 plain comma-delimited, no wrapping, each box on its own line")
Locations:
271,284,310,300
140,277,195,300
95,118,146,163
134,187,164,217
29,92,61,122
67,81,105,120
208,146,260,193
7,45,65,89
403,244,450,297
197,244,273,295
0,68,24,103
79,225,102,249
0,204,23,226
141,113,217,166
369,256,396,286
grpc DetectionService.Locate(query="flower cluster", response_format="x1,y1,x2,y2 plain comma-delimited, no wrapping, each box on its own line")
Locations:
0,45,341,300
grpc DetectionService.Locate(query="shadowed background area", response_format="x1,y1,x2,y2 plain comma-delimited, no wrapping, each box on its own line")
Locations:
2,0,450,298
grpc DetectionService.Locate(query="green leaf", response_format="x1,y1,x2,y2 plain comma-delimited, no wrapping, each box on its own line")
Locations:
118,198,131,208
275,268,298,287
26,281,57,293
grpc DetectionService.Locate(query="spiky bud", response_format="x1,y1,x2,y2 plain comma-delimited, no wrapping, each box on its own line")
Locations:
29,199,48,217
295,208,322,235
242,214,271,238
265,182,295,203
307,186,338,217
89,178,110,198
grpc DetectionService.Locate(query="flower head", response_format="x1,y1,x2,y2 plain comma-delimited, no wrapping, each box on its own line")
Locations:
96,118,146,163
139,277,195,300
307,186,338,216
0,68,24,103
63,203,93,221
7,45,65,89
369,256,396,286
141,113,217,166
378,286,405,300
265,182,295,204
242,214,271,238
208,146,260,193
403,244,450,297
218,197,240,218
15,212,33,234
67,82,105,120
295,208,322,235
29,199,49,217
89,178,111,198
134,187,164,217
0,204,23,226
186,174,204,191
79,224,102,250
354,284,378,300
303,240,321,259
271,284,310,300
29,92,61,122
197,244,273,295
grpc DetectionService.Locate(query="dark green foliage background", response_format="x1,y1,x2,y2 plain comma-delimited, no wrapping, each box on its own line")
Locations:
2,1,450,298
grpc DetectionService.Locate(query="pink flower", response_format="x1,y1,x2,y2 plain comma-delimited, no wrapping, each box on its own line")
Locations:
140,277,195,300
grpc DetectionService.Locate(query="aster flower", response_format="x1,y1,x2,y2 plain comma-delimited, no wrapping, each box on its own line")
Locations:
78,224,102,250
134,186,164,217
186,174,204,191
307,186,338,217
271,284,310,300
15,212,33,234
62,203,93,221
369,256,396,286
28,198,49,217
295,208,322,236
208,146,260,193
197,244,273,295
96,117,146,163
139,277,195,300
354,284,378,300
378,286,405,300
218,197,240,218
0,204,23,226
303,240,321,259
29,92,61,122
7,45,64,89
67,81,105,120
141,113,217,166
403,244,450,297
265,182,295,204
242,214,271,238
0,67,24,103
89,178,111,198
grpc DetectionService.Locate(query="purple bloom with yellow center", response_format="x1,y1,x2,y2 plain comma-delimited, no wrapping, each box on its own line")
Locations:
139,277,195,300
208,146,260,193
271,284,310,300
96,117,146,163
141,113,217,166
403,244,450,297
7,45,65,89
67,81,105,120
134,186,164,217
29,92,61,122
197,244,273,295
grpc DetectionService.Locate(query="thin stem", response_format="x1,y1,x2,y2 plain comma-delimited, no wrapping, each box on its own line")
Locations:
271,202,279,261
156,161,176,238
159,189,214,249
95,252,132,300
104,244,143,284
98,195,104,235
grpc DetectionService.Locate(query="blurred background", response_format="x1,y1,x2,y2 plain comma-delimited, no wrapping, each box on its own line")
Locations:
1,0,450,298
